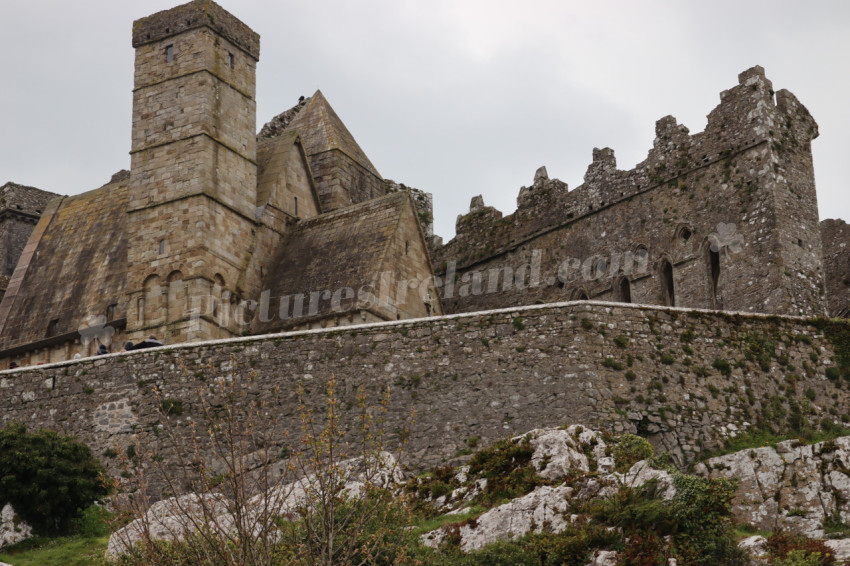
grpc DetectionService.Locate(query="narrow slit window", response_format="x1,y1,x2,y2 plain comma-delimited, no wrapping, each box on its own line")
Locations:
46,319,59,338
106,303,117,321
159,239,165,255
293,196,298,216
165,44,174,62
228,52,234,68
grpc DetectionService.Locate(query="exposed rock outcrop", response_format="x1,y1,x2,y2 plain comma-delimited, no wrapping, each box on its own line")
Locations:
0,504,31,551
696,437,850,538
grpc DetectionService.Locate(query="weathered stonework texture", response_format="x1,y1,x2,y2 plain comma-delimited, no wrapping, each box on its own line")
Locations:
0,302,847,481
0,0,436,367
821,218,850,318
434,67,827,319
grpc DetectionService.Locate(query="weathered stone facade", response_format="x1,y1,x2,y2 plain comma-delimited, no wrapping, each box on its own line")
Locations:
821,218,850,318
0,301,847,480
0,0,437,368
0,183,59,300
433,67,827,320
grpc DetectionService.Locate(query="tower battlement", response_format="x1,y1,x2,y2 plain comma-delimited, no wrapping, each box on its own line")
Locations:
132,0,260,59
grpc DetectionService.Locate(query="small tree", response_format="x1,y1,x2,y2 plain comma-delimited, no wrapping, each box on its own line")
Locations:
0,422,107,535
111,357,416,566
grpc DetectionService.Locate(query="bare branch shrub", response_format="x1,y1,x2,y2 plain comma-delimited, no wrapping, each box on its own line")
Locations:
108,355,416,566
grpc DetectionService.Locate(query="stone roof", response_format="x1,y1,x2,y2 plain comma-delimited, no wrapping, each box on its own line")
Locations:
252,191,408,333
0,177,129,350
272,90,381,179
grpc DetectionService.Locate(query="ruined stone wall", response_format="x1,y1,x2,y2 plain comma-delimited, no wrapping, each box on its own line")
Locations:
433,67,824,318
821,219,850,318
1,302,847,480
0,183,59,278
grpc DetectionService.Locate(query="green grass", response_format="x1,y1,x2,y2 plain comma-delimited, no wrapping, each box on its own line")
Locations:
409,506,486,535
0,505,112,566
0,534,110,566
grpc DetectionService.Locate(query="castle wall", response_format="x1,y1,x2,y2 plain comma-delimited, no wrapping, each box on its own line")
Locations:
433,67,825,318
0,183,59,278
1,301,847,481
821,219,850,318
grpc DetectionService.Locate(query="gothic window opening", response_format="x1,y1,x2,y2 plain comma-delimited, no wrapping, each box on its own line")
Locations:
708,247,720,308
228,52,234,68
46,319,58,338
660,260,675,306
617,277,632,303
165,44,174,62
106,303,117,321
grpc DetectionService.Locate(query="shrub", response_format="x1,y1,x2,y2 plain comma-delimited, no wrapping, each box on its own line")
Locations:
713,358,732,376
0,422,107,535
612,434,654,473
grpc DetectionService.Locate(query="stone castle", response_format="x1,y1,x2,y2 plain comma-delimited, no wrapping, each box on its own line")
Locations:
0,0,847,372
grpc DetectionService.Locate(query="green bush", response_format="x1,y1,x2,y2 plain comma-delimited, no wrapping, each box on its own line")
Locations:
612,434,654,473
0,422,107,535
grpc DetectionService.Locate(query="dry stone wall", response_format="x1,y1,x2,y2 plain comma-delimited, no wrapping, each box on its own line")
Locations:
0,301,848,480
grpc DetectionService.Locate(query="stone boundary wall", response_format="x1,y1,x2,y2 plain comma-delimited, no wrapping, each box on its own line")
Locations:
0,301,848,478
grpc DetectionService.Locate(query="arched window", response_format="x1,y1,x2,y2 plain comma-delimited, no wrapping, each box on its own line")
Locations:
616,276,632,303
660,260,675,306
143,274,163,325
572,288,589,301
167,271,184,321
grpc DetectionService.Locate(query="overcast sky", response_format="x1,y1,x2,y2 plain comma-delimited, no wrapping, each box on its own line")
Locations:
1,1,848,240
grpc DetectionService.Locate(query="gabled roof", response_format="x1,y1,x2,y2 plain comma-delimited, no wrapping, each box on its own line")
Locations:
0,176,129,350
256,130,322,213
282,90,381,179
252,191,408,333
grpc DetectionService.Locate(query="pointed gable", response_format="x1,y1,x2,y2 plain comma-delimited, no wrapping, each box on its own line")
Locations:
284,90,381,178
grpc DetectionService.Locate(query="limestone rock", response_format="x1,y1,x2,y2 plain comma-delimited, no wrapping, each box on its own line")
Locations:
824,538,850,562
738,535,768,564
618,460,676,500
586,549,618,565
697,436,850,538
424,484,574,552
107,493,231,559
107,452,404,559
0,504,32,551
524,425,613,481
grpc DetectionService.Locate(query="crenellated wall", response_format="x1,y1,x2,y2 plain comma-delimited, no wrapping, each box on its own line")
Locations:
433,66,825,318
1,301,847,482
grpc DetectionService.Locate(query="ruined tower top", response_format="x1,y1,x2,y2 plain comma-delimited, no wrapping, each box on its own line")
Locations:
132,0,260,60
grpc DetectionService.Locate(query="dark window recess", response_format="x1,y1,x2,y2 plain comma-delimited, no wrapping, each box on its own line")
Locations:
106,303,117,321
618,277,632,303
46,319,59,338
228,52,235,68
661,260,675,306
293,196,298,216
405,241,409,255
159,239,165,254
165,44,174,62
709,248,720,307
213,300,218,318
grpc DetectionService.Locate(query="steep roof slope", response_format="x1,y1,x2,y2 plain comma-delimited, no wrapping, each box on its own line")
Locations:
279,90,381,178
252,192,408,333
0,175,129,350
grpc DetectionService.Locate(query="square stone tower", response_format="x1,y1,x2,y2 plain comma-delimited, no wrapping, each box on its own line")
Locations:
126,0,260,343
